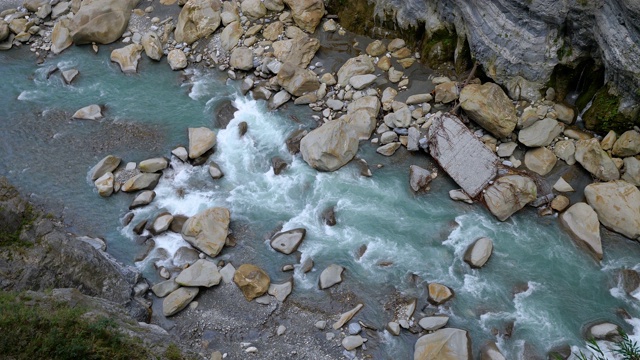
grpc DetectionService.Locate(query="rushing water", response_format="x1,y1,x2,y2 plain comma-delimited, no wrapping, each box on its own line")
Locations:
2,45,640,358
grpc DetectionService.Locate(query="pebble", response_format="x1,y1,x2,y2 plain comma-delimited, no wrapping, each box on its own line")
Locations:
245,347,257,353
348,322,361,335
315,320,327,330
325,332,335,341
277,325,286,336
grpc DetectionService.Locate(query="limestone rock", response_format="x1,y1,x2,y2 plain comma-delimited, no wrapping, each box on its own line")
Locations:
560,203,602,259
434,82,459,104
230,47,254,71
233,264,270,301
151,279,180,297
377,142,401,156
459,83,517,138
342,335,364,350
622,157,640,186
73,104,102,120
121,173,161,192
208,162,223,179
428,283,453,305
163,287,199,316
333,303,363,330
241,0,266,20
449,189,473,204
90,155,121,181
176,259,222,287
267,280,293,302
220,1,240,25
612,130,640,157
188,127,216,159
554,140,576,165
300,118,358,171
337,55,375,86
270,228,306,254
276,62,319,96
366,40,386,56
484,175,537,221
553,177,574,192
142,32,163,61
341,110,376,140
62,69,79,84
172,147,188,162
590,323,620,340
524,147,557,176
95,172,114,197
181,207,230,257
319,264,344,289
51,19,72,54
175,0,222,44
585,181,640,240
575,139,620,181
71,0,137,44
150,212,173,235
518,118,564,147
283,0,324,33
139,157,168,173
168,49,187,70
129,190,155,209
414,328,471,360
418,316,449,331
220,20,242,51
409,165,433,192
349,74,377,90
463,237,493,268
219,263,236,283
480,342,506,360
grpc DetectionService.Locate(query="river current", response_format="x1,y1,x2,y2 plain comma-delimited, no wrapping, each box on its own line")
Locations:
2,45,640,358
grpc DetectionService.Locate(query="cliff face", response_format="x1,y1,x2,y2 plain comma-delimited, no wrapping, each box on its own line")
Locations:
329,0,640,128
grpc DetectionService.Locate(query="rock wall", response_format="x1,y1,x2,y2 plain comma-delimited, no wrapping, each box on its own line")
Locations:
327,0,640,129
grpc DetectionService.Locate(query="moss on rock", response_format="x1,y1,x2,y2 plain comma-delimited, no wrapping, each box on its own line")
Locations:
583,85,638,133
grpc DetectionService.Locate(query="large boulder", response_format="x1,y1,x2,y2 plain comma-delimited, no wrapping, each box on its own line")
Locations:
518,118,564,147
110,44,143,73
51,19,73,54
89,155,121,181
121,173,161,192
337,55,375,86
342,110,376,140
428,283,453,305
163,287,199,316
575,139,620,181
612,130,640,157
622,156,640,186
276,62,320,96
300,119,359,171
220,20,242,51
414,328,471,360
240,0,266,20
283,0,325,33
459,83,518,138
229,47,254,71
175,259,222,287
483,175,537,221
560,202,602,259
174,0,222,44
524,147,557,176
270,228,306,254
272,35,320,68
319,264,344,289
188,127,216,159
463,237,493,268
142,32,163,61
233,264,270,301
585,181,640,240
409,165,433,192
70,0,139,44
181,207,230,257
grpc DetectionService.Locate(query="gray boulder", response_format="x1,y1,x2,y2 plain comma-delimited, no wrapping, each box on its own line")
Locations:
418,316,449,331
150,212,173,235
162,287,199,316
89,155,121,181
175,259,222,287
188,127,216,159
349,74,377,90
142,32,163,61
612,130,640,157
585,181,640,240
267,280,293,302
300,119,358,171
129,190,155,209
240,0,266,19
409,165,433,192
220,20,242,51
575,139,620,181
518,118,563,147
70,0,138,44
168,49,187,70
73,104,102,120
484,175,537,221
272,35,320,68
463,237,493,268
337,55,375,86
151,279,180,298
524,147,557,176
181,207,230,257
229,47,254,71
283,0,324,33
319,264,344,289
139,157,168,173
414,328,471,360
95,172,114,197
270,228,306,254
560,203,602,259
121,173,161,192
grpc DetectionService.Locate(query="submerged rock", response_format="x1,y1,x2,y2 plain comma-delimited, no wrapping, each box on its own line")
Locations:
233,264,270,301
585,181,640,240
414,328,471,360
483,175,537,221
181,207,230,257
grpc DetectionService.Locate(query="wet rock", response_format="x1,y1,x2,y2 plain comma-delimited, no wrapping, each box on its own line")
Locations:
300,118,358,171
342,335,364,350
230,47,254,71
276,62,319,96
213,100,237,129
480,341,506,360
168,49,188,70
172,147,188,162
139,157,168,173
176,259,222,287
428,283,453,305
175,0,222,44
414,328,471,360
90,155,121,181
220,20,242,51
95,172,114,197
189,127,216,159
268,280,293,302
321,206,336,226
270,228,305,254
73,104,102,120
612,130,640,157
337,55,375,86
300,257,314,273
62,69,79,84
238,121,248,136
286,129,308,154
122,173,161,192
585,181,640,240
150,212,173,235
233,264,270,301
589,322,620,340
70,0,137,44
418,316,449,331
409,165,433,192
163,287,199,316
560,203,602,259
459,82,517,138
319,264,344,289
130,191,155,210
463,237,493,268
133,220,147,235
524,147,557,176
575,139,620,181
111,44,143,73
182,207,230,257
484,175,537,221
387,322,401,336
333,303,363,330
283,0,324,33
269,90,291,110
151,279,180,298
208,162,224,179
518,118,564,147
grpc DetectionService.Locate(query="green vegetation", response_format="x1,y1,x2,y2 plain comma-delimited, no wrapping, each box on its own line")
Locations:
569,330,640,360
582,85,632,133
0,203,36,248
0,291,151,360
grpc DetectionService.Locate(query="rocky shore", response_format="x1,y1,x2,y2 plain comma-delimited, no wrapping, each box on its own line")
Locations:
2,0,640,358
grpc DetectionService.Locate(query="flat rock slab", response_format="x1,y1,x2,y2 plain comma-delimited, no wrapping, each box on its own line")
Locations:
418,316,449,331
163,287,199,316
151,279,180,298
267,280,293,302
319,264,344,289
428,114,498,197
414,328,471,360
121,173,161,192
176,259,222,287
270,228,306,254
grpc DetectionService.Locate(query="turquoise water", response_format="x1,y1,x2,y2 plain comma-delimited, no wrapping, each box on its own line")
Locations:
2,46,640,358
